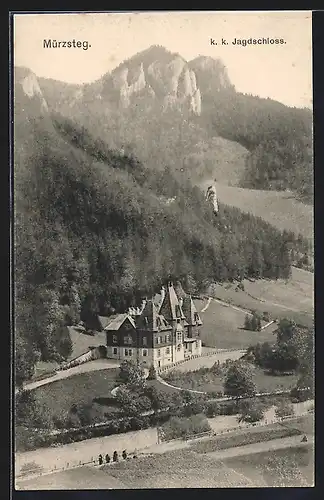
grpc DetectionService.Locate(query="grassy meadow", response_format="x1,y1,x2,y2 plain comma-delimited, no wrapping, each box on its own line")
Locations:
33,369,119,423
211,183,314,241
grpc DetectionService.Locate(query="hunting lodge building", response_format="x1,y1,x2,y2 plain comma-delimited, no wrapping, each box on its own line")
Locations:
104,283,202,369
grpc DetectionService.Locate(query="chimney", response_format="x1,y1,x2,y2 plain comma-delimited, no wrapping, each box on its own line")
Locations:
160,286,166,303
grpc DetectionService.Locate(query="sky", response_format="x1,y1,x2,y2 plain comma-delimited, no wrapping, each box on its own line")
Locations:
13,11,312,109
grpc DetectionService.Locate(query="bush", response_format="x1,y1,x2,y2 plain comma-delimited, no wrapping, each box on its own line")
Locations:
147,364,157,380
205,401,220,418
118,360,145,389
160,414,211,441
244,311,262,331
238,399,266,423
275,401,294,419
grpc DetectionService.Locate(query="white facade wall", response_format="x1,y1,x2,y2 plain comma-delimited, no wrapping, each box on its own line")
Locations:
153,345,175,369
106,337,202,368
184,339,202,357
106,345,153,366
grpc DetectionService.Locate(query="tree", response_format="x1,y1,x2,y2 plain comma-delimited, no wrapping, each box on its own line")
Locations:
147,364,157,380
244,312,261,331
118,360,145,389
238,399,265,423
277,319,296,344
224,361,257,398
15,335,38,388
250,311,262,331
244,314,252,330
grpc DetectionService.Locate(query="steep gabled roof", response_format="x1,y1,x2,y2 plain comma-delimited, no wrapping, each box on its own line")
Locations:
159,283,186,321
136,299,171,331
104,313,136,331
182,296,203,326
137,300,159,331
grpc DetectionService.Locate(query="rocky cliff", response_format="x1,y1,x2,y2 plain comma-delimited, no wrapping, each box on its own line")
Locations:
59,45,231,116
14,67,49,116
105,46,232,115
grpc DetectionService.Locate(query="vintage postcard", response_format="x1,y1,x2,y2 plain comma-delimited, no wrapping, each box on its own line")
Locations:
12,11,314,489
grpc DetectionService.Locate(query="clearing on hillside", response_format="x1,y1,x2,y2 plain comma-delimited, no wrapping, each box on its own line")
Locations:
194,298,277,349
207,266,313,328
200,182,313,241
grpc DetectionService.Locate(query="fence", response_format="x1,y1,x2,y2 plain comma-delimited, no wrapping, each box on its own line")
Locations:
157,348,244,375
16,449,141,480
159,410,311,445
15,410,312,482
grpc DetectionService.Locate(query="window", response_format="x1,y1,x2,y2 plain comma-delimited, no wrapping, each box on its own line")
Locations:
194,312,200,323
112,335,117,343
177,345,181,351
157,349,161,357
113,347,118,355
124,336,132,345
166,334,170,343
125,349,128,356
177,333,182,342
142,349,147,357
166,347,170,355
143,337,147,346
128,349,132,356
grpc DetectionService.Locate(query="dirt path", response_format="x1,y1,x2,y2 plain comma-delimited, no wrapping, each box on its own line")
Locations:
15,400,313,484
205,435,314,461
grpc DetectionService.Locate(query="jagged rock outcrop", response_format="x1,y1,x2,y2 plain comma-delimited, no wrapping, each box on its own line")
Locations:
112,62,147,108
104,46,233,115
189,56,234,94
15,67,48,113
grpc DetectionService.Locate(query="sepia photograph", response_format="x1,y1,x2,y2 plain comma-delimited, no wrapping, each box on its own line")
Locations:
12,10,314,489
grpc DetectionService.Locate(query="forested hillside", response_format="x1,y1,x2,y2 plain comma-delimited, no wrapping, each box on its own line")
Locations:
14,107,293,385
203,91,313,201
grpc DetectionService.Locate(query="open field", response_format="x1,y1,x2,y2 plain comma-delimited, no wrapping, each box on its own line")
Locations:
191,416,312,455
16,435,314,489
33,369,119,421
207,267,313,329
164,363,298,394
224,444,314,487
207,183,314,241
195,298,278,348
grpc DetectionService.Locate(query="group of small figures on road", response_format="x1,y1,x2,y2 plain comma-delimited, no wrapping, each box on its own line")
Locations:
98,449,137,465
